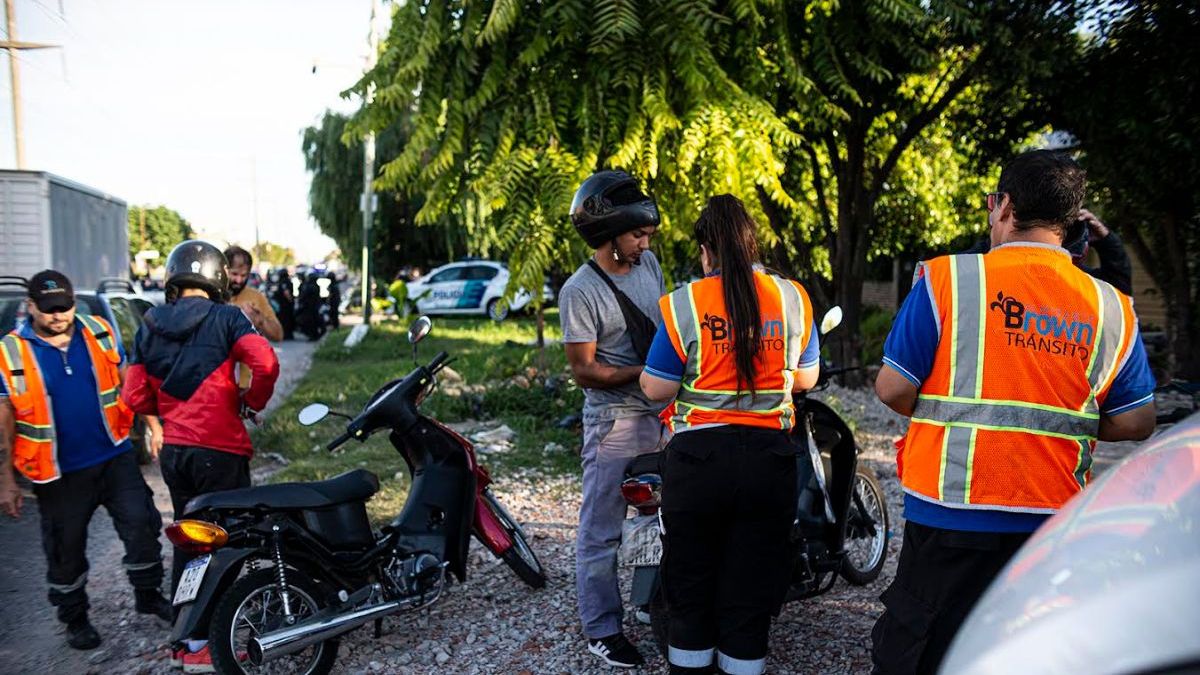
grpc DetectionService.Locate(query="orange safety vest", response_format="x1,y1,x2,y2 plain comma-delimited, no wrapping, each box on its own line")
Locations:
658,270,815,433
0,315,134,483
901,244,1140,514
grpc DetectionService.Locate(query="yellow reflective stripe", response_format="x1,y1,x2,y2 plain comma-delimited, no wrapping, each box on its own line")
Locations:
915,395,1099,437
0,335,26,395
15,421,53,441
948,259,960,396
78,314,116,353
973,259,986,399
918,393,1098,420
682,382,787,396
937,427,950,501
912,417,1092,442
963,428,979,504
686,284,702,383
678,399,791,416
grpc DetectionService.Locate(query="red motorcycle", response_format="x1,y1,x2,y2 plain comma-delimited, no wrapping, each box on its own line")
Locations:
164,317,545,674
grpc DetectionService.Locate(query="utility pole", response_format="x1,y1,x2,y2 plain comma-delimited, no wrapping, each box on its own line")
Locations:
360,0,381,324
2,0,56,169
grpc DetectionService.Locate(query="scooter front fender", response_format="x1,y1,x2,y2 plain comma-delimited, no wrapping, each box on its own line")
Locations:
170,547,258,644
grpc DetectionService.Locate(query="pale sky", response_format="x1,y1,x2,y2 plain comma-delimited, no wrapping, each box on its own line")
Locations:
2,0,386,261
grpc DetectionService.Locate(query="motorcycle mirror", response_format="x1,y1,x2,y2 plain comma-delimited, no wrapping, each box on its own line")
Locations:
820,306,843,335
407,316,433,345
297,403,330,426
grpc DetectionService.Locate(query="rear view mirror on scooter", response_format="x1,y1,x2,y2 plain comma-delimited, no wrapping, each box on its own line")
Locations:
408,316,433,344
820,306,843,335
298,403,330,426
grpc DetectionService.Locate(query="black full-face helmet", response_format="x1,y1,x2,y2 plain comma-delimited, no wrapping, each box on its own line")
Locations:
569,170,660,249
164,240,229,302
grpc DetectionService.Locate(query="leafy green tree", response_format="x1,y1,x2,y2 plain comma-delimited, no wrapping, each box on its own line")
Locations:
302,111,448,282
737,1,1081,365
250,241,296,267
349,0,797,310
1053,0,1200,378
128,205,194,258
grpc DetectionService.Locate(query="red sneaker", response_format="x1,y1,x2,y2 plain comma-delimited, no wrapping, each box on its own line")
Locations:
182,645,215,673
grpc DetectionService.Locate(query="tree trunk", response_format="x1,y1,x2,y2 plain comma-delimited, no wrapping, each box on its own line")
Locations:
830,125,870,380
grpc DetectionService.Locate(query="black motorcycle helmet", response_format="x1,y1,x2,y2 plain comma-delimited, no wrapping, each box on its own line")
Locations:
164,240,229,302
569,170,660,249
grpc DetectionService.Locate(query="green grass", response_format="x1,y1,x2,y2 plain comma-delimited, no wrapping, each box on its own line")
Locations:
252,314,584,522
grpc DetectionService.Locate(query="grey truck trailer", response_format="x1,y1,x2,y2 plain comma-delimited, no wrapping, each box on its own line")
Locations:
0,170,129,288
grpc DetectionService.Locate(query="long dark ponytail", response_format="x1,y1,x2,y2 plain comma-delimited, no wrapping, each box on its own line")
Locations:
694,195,761,396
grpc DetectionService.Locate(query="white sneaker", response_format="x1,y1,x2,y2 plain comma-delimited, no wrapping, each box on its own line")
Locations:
634,606,652,625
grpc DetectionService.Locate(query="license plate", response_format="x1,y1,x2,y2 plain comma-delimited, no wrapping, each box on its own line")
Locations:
620,516,663,567
173,554,211,606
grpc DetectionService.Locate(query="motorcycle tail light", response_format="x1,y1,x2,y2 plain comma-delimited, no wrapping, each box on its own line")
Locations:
621,476,662,509
166,519,229,554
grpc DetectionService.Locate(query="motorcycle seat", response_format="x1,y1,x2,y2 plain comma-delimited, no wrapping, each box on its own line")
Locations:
184,469,380,513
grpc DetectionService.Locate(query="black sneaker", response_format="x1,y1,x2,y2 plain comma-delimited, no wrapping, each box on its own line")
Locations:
66,618,101,650
134,589,173,622
588,633,645,668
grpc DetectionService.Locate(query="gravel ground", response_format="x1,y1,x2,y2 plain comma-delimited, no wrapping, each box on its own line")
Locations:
3,378,1151,674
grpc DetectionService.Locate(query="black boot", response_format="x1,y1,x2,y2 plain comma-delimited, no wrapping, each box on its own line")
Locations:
66,617,101,650
134,588,173,622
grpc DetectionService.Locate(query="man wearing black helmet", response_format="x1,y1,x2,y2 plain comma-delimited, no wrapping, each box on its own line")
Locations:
561,170,668,668
121,240,279,672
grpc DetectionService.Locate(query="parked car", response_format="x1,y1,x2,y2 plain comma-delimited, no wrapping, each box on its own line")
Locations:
406,260,555,321
1,276,160,463
941,413,1200,675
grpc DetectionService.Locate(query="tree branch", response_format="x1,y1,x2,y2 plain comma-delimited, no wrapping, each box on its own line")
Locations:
872,48,987,201
804,143,836,244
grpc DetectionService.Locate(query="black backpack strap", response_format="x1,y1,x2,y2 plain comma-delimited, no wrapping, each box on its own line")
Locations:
586,259,658,361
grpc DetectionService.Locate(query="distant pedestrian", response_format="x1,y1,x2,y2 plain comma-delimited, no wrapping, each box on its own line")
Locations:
0,270,171,651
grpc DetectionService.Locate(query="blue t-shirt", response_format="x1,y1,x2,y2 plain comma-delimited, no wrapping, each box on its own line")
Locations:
884,265,1157,532
0,320,132,474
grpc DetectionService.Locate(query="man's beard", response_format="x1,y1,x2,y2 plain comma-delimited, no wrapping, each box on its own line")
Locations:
34,320,71,337
229,281,245,295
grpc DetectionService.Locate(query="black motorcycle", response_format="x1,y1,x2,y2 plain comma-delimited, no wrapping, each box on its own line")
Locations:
164,317,545,674
618,307,891,653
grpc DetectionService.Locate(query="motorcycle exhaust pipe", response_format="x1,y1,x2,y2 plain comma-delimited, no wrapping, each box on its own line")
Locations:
248,598,403,665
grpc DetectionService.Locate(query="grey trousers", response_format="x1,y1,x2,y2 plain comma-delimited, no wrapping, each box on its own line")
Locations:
576,414,667,639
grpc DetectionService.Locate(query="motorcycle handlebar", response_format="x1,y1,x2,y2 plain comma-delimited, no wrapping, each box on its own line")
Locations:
428,351,450,372
326,430,354,452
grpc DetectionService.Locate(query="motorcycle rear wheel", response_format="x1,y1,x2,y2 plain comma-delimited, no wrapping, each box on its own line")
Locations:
208,568,339,675
481,489,547,589
840,464,890,585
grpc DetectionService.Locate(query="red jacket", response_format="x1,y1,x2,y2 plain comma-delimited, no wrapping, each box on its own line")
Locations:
122,297,279,457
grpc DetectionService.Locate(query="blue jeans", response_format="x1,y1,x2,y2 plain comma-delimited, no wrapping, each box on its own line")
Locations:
576,414,667,639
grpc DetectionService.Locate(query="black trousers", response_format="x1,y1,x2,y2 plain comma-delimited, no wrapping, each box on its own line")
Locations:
160,444,250,598
32,450,164,624
660,426,797,674
870,520,1032,675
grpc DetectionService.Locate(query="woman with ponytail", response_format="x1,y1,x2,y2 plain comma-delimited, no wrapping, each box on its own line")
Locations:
640,195,821,674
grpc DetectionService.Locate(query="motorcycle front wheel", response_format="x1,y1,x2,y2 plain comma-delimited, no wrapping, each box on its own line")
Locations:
481,489,547,589
840,464,890,585
208,568,339,675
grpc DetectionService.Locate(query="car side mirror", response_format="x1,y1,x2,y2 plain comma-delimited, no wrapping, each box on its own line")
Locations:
820,306,843,335
298,403,330,426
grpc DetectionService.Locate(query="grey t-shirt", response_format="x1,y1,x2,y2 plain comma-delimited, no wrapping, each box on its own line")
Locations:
559,251,667,424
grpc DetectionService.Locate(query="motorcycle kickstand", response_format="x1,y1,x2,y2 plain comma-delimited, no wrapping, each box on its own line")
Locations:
374,618,383,639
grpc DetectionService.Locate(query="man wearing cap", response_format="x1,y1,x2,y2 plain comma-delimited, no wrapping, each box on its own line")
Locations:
0,270,171,651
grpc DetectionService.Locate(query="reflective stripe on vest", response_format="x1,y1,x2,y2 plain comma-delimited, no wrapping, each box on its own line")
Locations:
908,251,1132,508
666,273,808,432
76,315,129,447
0,335,25,394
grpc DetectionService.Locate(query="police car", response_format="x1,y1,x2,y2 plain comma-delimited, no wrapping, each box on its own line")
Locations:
406,260,553,321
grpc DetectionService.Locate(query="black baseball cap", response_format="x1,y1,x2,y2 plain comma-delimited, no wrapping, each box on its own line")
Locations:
28,270,75,313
